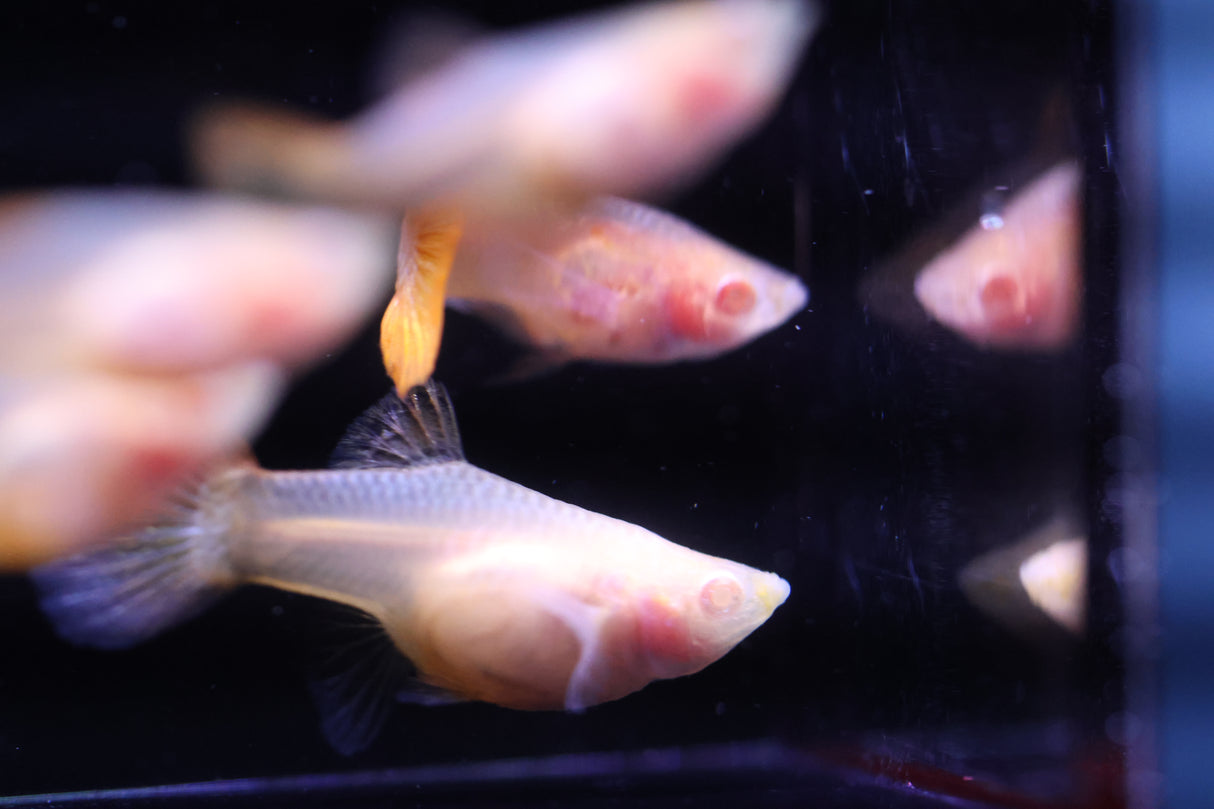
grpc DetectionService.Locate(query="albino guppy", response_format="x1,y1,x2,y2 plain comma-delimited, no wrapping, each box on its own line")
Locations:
0,191,392,570
913,161,1082,351
444,197,808,373
34,382,790,753
190,0,817,217
959,513,1087,639
379,197,808,392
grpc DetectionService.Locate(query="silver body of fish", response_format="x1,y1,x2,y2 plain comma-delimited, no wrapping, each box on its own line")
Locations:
33,382,789,753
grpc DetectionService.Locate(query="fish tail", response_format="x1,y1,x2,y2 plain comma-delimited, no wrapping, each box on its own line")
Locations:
188,100,345,201
380,207,464,396
31,468,244,650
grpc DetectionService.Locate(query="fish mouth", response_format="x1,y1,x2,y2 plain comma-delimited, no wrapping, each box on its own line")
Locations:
755,573,791,617
784,275,809,315
763,273,808,327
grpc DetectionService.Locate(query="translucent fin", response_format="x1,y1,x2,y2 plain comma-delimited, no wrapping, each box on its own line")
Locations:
308,615,412,756
396,679,466,707
381,208,464,397
188,101,341,201
526,588,611,712
30,478,238,650
330,381,465,469
484,350,571,387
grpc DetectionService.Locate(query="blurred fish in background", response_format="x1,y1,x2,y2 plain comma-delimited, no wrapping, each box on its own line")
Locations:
190,0,818,219
194,0,818,393
959,512,1088,640
0,192,395,570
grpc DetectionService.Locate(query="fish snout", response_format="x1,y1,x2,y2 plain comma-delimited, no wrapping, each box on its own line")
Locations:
754,572,791,617
745,266,808,337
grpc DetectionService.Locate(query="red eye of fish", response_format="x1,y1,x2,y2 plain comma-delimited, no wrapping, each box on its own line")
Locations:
700,576,743,617
714,280,757,316
979,274,1027,327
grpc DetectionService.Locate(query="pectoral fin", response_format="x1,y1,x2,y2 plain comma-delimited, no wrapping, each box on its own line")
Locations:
531,589,614,712
484,350,572,386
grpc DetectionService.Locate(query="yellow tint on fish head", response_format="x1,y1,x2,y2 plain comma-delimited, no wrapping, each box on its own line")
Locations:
638,563,790,680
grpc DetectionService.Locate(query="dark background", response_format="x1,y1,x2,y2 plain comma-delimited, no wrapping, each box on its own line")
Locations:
0,1,1125,805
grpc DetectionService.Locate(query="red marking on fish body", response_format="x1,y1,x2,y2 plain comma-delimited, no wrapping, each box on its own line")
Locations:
677,73,739,126
248,299,299,346
978,273,1027,331
636,593,694,665
665,285,709,341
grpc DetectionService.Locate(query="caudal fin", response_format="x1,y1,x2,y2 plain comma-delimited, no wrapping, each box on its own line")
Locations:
31,477,239,650
380,209,464,397
188,101,342,201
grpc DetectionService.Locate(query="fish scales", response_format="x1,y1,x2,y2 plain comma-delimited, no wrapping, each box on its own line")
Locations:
223,463,641,611
32,382,789,753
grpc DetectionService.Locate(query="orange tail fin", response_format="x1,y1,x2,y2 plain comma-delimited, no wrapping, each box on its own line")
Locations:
380,208,463,396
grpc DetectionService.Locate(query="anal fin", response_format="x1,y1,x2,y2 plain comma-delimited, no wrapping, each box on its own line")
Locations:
308,614,413,756
483,350,571,387
396,679,466,707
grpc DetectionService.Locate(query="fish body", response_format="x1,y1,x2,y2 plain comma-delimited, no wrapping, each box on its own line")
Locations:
1018,537,1086,635
34,383,789,749
191,0,817,215
958,513,1087,639
913,161,1082,350
0,191,391,570
444,197,808,367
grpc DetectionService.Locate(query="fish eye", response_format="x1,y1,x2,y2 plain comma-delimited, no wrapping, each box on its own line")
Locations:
714,279,757,316
978,274,1025,323
700,574,744,617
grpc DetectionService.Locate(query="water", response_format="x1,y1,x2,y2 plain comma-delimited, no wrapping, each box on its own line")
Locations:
0,1,1130,806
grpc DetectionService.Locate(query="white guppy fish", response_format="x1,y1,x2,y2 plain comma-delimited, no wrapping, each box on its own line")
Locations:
33,382,790,753
444,196,809,371
190,0,817,216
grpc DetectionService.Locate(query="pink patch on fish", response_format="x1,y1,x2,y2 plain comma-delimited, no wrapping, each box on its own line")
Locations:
665,285,710,341
677,73,740,126
979,273,1028,330
636,593,694,665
